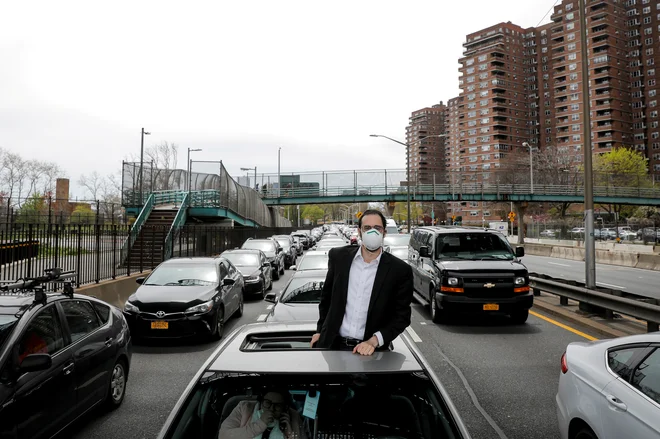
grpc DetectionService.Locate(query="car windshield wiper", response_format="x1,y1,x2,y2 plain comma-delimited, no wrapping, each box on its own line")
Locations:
164,279,215,286
281,281,324,303
477,254,514,260
438,255,475,260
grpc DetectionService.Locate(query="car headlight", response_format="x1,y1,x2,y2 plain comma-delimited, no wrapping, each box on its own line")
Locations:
514,277,526,286
245,275,259,282
447,277,459,286
185,300,215,314
124,301,139,313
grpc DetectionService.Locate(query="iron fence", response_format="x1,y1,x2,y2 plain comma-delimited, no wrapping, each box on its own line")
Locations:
0,223,295,286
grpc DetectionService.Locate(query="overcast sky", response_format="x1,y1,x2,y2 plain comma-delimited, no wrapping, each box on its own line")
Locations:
1,0,557,198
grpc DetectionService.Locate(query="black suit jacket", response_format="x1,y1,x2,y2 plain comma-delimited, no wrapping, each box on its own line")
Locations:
316,245,414,348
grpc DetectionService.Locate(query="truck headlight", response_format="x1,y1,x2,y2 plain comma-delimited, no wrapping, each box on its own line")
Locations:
514,277,526,286
448,277,459,286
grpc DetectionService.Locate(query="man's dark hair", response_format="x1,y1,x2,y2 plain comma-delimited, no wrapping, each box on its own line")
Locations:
358,209,387,229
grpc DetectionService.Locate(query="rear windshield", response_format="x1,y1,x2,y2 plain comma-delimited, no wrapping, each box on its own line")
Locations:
164,372,463,439
144,264,218,286
242,241,275,252
297,255,329,271
223,253,260,267
435,233,514,261
384,235,410,247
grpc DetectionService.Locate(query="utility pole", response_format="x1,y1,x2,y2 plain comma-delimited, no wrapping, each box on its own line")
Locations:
579,0,596,288
138,128,151,204
277,147,282,198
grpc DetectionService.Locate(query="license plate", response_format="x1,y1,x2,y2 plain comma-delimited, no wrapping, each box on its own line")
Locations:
151,321,168,329
483,304,499,311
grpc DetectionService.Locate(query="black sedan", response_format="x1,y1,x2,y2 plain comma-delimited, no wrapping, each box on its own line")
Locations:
220,249,273,298
0,277,132,438
123,257,244,340
241,238,285,280
272,235,297,269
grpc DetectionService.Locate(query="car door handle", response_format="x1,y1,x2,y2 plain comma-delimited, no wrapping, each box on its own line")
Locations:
606,395,628,412
105,337,114,347
63,363,75,376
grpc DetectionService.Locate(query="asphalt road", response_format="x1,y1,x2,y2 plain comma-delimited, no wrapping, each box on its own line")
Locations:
62,258,603,439
521,253,660,299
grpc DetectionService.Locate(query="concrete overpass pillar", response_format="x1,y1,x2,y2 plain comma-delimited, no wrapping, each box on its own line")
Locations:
514,202,528,245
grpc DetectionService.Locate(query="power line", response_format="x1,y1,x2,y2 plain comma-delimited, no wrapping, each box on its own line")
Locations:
536,0,562,28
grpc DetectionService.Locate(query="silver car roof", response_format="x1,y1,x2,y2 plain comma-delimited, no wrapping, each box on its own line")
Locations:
208,322,424,374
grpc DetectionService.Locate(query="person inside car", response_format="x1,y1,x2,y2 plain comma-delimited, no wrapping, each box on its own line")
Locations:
219,389,306,439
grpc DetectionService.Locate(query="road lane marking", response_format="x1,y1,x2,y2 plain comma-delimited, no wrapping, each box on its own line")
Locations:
529,311,598,341
419,322,427,325
406,327,422,342
432,343,509,439
548,262,571,267
256,314,268,322
598,282,626,289
266,305,273,310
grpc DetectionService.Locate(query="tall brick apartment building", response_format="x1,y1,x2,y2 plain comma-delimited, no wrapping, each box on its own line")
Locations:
433,0,660,223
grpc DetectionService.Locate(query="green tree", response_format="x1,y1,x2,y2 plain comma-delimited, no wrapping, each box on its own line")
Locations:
16,193,48,223
70,204,96,225
301,205,325,223
392,202,423,225
592,148,651,224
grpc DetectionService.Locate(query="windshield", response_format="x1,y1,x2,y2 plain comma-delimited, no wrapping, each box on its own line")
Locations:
297,254,329,271
222,253,260,267
144,264,218,286
275,239,290,249
242,241,275,253
0,315,17,350
435,233,514,261
164,372,462,439
389,247,409,261
386,226,399,234
384,234,410,247
280,279,325,303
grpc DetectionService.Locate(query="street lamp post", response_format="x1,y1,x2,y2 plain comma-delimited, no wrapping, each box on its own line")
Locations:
522,141,534,194
370,133,447,231
240,167,257,190
277,147,282,198
139,128,151,204
187,148,202,193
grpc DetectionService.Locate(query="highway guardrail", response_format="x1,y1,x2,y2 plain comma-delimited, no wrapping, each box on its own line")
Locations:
529,273,660,333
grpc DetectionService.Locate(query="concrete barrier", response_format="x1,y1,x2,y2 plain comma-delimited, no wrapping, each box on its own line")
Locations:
522,242,660,271
77,272,150,308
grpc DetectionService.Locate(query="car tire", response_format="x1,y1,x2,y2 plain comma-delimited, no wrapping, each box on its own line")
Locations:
430,293,445,324
235,292,244,317
510,309,529,324
258,277,267,299
211,308,225,340
279,263,285,276
574,427,598,439
105,359,127,410
273,268,280,281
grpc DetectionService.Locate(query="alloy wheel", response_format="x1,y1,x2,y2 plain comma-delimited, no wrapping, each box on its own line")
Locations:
110,363,126,403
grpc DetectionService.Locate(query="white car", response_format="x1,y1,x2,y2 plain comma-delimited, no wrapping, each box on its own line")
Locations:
556,333,660,439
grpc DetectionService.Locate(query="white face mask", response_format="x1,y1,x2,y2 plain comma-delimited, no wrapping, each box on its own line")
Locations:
361,228,383,251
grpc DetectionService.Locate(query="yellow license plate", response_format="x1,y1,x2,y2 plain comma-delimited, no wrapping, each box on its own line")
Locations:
151,321,168,329
483,304,499,311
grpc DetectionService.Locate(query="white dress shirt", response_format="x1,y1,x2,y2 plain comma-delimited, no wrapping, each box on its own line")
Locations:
339,249,384,346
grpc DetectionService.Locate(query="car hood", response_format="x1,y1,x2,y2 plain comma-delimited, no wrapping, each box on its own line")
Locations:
235,266,261,277
130,285,216,312
266,303,319,322
436,259,527,272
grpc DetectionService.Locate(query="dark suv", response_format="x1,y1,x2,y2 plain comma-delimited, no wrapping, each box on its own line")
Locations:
409,226,531,324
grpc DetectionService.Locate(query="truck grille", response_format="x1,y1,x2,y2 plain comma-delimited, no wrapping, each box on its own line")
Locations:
459,272,516,298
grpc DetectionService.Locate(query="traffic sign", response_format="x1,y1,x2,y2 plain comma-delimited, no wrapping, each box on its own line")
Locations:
508,211,516,222
356,211,363,219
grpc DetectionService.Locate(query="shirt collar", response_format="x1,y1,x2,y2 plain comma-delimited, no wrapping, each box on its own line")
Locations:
354,246,383,264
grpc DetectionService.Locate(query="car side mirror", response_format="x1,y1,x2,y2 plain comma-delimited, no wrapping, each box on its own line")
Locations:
136,277,145,285
222,278,236,286
290,265,297,271
264,292,278,303
419,246,431,258
19,354,52,373
515,247,525,257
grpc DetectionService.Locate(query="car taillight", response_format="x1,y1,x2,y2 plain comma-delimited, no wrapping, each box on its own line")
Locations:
561,352,568,374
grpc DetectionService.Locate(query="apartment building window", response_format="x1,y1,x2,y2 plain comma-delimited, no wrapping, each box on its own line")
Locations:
652,110,658,117
644,16,652,24
467,93,476,100
652,121,659,128
481,136,490,142
570,73,578,80
651,100,658,107
572,104,580,111
468,120,477,126
569,63,578,70
467,76,476,83
566,12,574,20
572,124,580,131
467,102,476,109
478,55,487,62
481,145,491,151
643,6,650,13
468,129,477,135
480,127,490,133
468,111,477,117
480,109,489,115
568,53,577,61
648,49,655,57
572,113,580,121
467,85,475,92
651,90,657,97
480,99,488,106
646,38,654,45
479,73,488,79
567,33,576,41
480,81,488,88
650,69,656,76
568,43,576,51
479,91,488,97
570,83,579,91
633,80,643,87
653,133,660,139
571,93,579,101
546,128,552,134
478,64,487,71
469,156,477,162
467,67,475,74
573,135,581,141
465,58,475,66
468,147,477,153
481,154,490,160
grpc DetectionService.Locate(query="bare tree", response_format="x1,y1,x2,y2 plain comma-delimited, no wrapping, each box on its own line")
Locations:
0,150,27,206
78,171,105,200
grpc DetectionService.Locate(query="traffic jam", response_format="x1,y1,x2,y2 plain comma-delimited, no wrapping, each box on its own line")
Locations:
0,219,659,439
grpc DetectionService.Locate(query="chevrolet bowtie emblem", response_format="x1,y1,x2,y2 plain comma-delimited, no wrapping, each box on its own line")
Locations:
484,283,496,288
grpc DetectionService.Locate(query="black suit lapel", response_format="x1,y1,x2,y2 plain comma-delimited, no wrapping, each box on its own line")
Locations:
338,246,359,304
367,251,391,316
